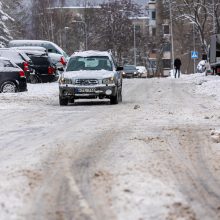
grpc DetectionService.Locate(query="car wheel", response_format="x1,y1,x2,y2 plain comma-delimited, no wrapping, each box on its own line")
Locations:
29,75,40,84
118,87,122,102
69,98,75,104
110,89,119,105
59,96,68,106
1,81,17,93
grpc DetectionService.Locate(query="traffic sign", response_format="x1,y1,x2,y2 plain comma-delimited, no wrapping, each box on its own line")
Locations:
191,51,198,59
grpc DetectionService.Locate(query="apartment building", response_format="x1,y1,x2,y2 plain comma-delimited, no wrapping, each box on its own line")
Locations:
146,0,172,76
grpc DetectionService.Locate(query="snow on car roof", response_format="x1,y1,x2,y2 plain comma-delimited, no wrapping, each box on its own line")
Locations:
11,46,47,52
71,50,111,58
0,56,10,61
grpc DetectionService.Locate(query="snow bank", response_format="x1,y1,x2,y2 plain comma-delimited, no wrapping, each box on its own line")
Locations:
181,73,220,101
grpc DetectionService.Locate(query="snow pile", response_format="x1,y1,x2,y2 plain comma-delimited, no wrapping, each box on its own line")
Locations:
181,73,220,101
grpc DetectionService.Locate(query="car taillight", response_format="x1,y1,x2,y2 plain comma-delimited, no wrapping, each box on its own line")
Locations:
24,61,29,72
19,70,25,78
48,66,54,75
60,56,66,65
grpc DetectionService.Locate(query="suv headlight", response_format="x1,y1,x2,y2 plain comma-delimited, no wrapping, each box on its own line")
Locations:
102,77,114,85
59,77,72,85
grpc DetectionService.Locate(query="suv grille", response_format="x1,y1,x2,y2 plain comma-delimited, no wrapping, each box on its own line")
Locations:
75,79,99,85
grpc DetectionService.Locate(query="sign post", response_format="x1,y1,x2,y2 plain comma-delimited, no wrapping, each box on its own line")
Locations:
191,51,198,73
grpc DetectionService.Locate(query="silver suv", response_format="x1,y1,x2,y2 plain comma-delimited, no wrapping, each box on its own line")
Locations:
59,50,123,105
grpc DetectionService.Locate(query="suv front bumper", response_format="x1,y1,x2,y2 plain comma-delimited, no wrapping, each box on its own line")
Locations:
59,84,117,99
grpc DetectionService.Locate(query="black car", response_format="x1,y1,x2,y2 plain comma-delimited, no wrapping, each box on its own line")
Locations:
0,57,27,93
122,65,138,78
0,48,32,79
22,50,57,83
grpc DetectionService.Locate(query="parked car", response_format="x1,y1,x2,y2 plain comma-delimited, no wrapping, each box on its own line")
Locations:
0,48,33,80
136,66,147,78
10,45,67,69
122,65,138,78
0,57,27,93
8,40,68,59
59,50,123,105
21,49,57,83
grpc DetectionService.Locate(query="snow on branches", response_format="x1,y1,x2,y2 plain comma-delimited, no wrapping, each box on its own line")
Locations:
0,1,13,47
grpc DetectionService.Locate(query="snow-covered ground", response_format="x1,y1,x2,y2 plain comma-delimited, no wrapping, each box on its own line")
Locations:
1,73,220,220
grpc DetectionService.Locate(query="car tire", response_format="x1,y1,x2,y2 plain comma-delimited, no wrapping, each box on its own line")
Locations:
29,75,40,84
69,98,75,104
110,89,119,105
1,81,17,93
59,96,68,106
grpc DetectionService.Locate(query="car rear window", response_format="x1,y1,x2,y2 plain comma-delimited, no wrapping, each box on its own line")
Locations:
0,50,24,63
29,56,51,65
0,60,15,68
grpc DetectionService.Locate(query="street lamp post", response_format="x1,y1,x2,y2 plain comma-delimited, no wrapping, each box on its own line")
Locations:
213,0,216,34
73,20,88,51
119,9,137,66
133,23,137,66
169,0,174,70
192,22,196,73
64,27,70,51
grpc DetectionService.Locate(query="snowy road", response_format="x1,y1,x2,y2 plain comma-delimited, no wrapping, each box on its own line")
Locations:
1,75,220,220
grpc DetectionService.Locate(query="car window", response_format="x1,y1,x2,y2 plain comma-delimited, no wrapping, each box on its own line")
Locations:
66,56,113,71
0,60,15,68
0,50,24,63
29,56,50,65
19,51,32,62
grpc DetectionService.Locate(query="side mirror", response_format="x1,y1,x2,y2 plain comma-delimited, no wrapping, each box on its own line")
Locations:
116,66,123,71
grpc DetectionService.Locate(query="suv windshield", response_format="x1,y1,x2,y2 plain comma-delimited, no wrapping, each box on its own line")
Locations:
66,56,113,71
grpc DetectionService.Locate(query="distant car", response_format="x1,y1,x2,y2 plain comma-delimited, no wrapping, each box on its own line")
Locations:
21,49,57,83
122,65,138,78
136,66,147,78
59,50,123,105
0,57,27,93
0,48,33,80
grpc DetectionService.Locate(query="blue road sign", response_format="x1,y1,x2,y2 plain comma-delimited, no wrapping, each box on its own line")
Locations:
191,51,198,59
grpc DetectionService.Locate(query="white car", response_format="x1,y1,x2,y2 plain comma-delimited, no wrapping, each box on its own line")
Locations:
59,50,123,105
136,66,147,78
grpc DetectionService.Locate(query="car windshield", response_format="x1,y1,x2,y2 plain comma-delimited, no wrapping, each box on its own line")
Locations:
124,65,137,71
66,56,113,71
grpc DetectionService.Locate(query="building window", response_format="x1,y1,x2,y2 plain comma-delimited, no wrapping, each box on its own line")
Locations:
152,27,156,36
163,59,171,69
163,25,170,35
163,43,171,52
152,11,156,20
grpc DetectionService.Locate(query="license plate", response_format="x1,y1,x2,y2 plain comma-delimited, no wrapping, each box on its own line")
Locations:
76,88,95,93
